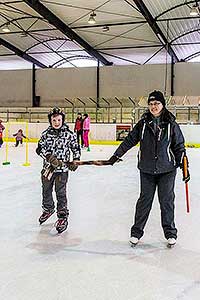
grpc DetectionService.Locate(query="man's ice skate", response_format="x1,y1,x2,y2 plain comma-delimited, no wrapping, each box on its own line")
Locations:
55,218,68,234
167,238,176,248
39,210,54,225
129,236,139,247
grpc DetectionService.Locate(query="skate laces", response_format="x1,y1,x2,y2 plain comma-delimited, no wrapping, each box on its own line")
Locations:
54,218,66,228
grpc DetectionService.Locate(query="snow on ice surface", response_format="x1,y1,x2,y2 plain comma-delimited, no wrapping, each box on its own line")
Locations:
0,143,200,300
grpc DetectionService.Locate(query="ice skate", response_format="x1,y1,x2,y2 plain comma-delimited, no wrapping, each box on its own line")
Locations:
39,210,55,225
167,238,176,248
55,218,68,234
129,236,139,247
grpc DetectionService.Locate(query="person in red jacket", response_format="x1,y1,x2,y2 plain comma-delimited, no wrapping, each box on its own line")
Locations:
74,113,83,147
0,119,5,148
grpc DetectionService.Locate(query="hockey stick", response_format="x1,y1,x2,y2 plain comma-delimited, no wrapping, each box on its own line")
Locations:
70,158,122,166
41,158,122,180
183,155,190,213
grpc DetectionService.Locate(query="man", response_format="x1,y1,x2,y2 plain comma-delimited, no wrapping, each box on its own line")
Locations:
108,90,190,247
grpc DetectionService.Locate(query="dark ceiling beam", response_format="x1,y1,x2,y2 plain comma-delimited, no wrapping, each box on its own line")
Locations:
72,20,147,29
184,50,200,61
0,28,56,35
156,1,197,19
170,28,200,43
23,0,112,66
0,37,47,68
132,0,179,62
71,15,200,30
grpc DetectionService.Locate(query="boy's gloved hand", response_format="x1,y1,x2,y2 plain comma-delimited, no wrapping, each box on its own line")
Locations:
68,160,79,171
46,155,62,168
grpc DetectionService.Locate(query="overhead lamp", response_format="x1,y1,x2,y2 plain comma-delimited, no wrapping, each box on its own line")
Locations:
2,23,10,33
21,31,28,37
190,4,199,16
102,26,109,32
88,11,96,24
157,33,165,44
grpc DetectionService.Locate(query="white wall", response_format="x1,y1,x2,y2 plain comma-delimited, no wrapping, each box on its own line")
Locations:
0,70,32,106
175,63,200,96
100,64,171,97
0,63,200,107
36,67,97,106
3,122,200,144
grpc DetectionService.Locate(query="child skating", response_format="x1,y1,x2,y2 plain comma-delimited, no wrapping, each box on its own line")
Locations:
36,107,80,234
13,129,27,147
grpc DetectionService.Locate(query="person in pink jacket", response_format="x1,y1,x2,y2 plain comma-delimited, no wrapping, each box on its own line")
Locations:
82,113,90,151
0,119,5,148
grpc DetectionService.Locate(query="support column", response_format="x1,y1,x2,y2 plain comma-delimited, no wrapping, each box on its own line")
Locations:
97,60,100,108
171,56,175,96
32,64,36,107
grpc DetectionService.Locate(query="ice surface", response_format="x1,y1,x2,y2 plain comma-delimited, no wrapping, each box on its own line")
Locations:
0,143,200,300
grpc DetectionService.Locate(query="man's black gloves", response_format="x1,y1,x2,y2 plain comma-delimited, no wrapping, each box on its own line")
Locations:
180,154,190,183
182,169,190,183
46,155,62,168
108,155,120,165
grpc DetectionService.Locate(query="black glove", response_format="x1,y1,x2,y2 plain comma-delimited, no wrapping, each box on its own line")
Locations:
108,155,120,165
46,155,62,168
68,160,79,172
180,154,190,183
182,168,190,183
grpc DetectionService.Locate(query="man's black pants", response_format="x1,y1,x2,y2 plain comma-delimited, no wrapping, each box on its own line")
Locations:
131,170,177,240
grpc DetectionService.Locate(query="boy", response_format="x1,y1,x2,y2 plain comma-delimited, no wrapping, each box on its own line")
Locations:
36,107,80,233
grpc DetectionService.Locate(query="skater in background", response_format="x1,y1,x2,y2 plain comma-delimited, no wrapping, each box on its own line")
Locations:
0,119,5,148
36,107,80,234
74,112,83,147
13,129,27,147
107,90,190,247
82,113,90,151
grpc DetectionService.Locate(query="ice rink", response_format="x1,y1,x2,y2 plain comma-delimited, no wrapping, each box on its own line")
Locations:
0,143,200,300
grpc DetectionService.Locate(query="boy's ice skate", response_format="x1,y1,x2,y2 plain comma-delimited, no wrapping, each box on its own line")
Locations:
55,218,68,234
39,210,54,225
167,237,176,248
129,236,139,247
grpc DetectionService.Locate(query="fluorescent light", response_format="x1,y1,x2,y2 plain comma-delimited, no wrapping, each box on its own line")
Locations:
157,33,165,44
88,12,96,24
2,24,10,33
102,26,109,32
190,5,199,16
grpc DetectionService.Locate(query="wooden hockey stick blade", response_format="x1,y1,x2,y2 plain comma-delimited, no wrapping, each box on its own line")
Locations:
70,158,122,166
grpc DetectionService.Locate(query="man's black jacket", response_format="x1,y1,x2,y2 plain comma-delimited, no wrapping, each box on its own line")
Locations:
114,109,185,174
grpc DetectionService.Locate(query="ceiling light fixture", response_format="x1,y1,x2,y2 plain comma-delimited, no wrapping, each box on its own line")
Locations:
2,23,10,33
190,4,199,16
88,11,96,24
102,26,109,32
21,31,28,37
